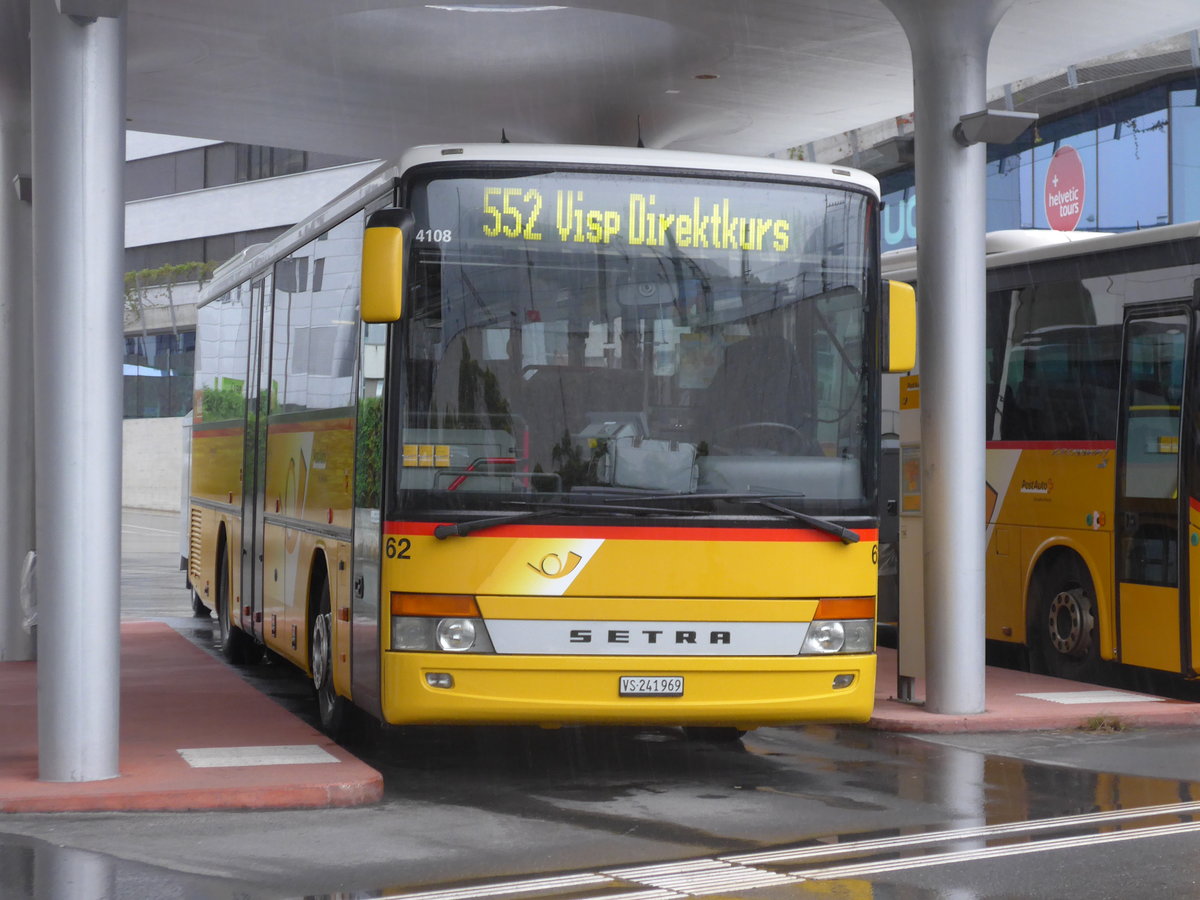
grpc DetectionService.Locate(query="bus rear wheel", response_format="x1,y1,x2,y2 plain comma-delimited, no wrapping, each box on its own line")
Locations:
216,543,255,665
1033,557,1099,681
311,580,352,738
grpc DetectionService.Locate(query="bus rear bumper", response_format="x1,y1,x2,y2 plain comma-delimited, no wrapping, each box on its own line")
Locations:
378,652,876,727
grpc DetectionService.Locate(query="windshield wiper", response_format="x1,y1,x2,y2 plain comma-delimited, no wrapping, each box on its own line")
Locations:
601,491,810,504
751,499,860,544
434,508,562,539
433,500,706,539
601,491,860,544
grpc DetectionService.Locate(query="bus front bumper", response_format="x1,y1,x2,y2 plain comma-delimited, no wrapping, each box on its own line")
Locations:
379,652,876,727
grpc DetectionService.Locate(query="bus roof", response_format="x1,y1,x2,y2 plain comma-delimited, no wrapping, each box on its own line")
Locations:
882,221,1200,282
199,143,880,308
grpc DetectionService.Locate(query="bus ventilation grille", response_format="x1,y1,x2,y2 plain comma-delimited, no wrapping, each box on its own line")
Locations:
188,508,203,584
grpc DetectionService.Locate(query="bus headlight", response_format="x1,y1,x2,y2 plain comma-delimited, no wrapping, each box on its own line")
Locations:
800,619,874,655
389,593,495,653
805,620,845,653
799,597,875,655
436,618,477,652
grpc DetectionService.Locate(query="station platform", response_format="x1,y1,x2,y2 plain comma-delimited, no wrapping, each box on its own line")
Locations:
0,621,383,814
870,646,1200,733
4,626,1200,814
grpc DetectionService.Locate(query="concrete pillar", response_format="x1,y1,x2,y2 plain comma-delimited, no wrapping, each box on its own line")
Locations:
0,8,36,664
30,0,125,781
881,0,1013,714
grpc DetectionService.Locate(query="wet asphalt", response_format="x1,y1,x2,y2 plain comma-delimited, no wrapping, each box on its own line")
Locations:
0,509,1198,899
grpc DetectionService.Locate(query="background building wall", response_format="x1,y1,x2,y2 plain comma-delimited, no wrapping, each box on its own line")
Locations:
122,133,379,511
122,416,187,511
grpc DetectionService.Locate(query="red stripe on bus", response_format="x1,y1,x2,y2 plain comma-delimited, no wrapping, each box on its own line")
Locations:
986,441,1116,451
267,418,354,435
384,520,878,543
1190,496,1200,514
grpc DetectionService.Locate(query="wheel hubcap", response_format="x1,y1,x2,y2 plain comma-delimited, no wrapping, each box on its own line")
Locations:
1047,587,1089,657
312,614,331,691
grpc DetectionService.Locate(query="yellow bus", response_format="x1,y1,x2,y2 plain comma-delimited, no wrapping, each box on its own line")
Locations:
885,223,1200,682
187,143,915,738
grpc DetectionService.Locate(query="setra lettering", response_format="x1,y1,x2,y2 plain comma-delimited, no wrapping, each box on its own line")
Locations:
565,626,737,646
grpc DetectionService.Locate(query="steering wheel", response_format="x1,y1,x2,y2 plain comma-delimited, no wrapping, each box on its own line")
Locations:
711,421,810,455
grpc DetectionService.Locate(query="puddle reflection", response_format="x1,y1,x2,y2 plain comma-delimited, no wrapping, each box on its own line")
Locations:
0,834,269,900
291,727,1200,900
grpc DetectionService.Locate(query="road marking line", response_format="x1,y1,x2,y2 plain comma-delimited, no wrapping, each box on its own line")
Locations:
376,873,612,900
724,798,1200,865
371,801,1200,900
122,524,179,535
605,859,797,895
801,819,1200,880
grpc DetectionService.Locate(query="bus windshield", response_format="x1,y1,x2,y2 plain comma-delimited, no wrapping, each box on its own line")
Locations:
396,167,876,516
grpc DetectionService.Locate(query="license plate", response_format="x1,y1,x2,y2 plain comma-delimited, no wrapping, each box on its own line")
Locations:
619,676,684,697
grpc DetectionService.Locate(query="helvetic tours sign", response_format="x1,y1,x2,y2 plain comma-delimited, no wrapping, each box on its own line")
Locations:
1043,146,1085,231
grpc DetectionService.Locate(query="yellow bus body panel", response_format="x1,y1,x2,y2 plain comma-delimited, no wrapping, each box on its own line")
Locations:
259,414,356,676
191,427,243,507
385,529,879,598
1118,583,1181,671
986,445,1117,659
1190,501,1200,675
380,652,875,726
379,525,878,726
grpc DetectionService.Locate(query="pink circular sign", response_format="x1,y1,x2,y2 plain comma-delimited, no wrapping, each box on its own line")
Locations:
1043,146,1086,231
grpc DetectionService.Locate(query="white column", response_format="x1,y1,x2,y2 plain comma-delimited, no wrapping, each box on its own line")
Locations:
881,0,1013,714
0,36,36,663
30,0,125,781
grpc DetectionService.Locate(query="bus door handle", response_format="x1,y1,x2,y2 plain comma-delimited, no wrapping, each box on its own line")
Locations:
354,576,364,598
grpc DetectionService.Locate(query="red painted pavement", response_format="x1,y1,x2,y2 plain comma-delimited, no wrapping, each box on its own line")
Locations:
0,622,382,813
872,646,1200,733
4,626,1198,813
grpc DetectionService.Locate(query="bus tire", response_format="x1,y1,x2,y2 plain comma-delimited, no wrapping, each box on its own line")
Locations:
191,591,212,618
683,726,747,743
312,578,352,738
1032,555,1099,681
216,542,255,665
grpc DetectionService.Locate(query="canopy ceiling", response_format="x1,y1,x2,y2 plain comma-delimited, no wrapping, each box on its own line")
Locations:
4,1,1200,158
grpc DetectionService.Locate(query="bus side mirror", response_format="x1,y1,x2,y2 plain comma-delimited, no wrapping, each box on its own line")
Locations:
360,208,415,323
883,280,917,373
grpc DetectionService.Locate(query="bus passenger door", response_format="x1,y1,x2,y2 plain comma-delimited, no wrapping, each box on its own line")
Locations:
1114,306,1189,673
239,275,273,640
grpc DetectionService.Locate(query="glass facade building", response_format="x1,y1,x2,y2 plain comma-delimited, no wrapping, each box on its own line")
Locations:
123,331,196,419
123,141,373,419
881,75,1200,252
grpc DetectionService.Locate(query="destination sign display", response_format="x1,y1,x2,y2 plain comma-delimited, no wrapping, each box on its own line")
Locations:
479,186,790,252
418,172,815,255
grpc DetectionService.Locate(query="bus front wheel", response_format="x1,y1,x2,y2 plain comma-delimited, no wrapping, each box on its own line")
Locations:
1032,557,1099,681
311,580,352,738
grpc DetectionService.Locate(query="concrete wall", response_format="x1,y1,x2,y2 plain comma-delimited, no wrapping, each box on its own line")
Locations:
125,160,379,249
123,416,187,512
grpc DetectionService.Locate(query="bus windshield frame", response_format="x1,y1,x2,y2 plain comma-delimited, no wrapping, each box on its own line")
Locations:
389,162,881,523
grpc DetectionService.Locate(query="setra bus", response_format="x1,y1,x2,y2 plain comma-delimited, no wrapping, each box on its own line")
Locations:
186,143,916,737
884,223,1200,682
